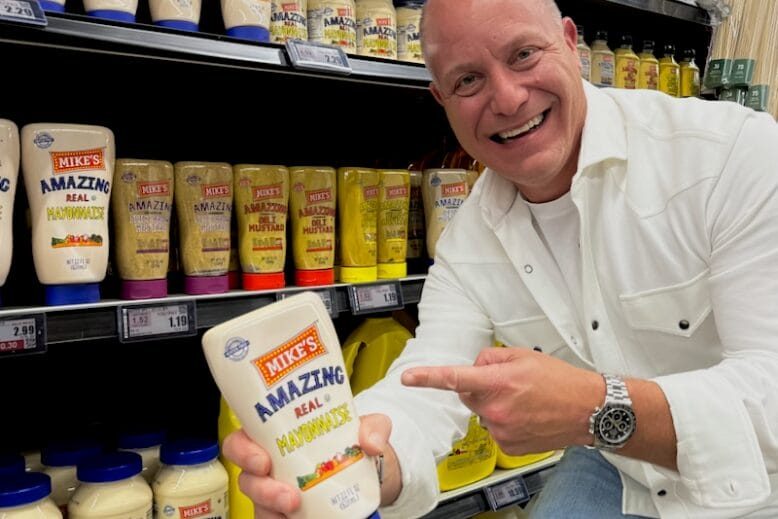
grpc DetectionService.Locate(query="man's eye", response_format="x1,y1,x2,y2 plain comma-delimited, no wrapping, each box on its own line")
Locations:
454,74,481,95
514,48,537,62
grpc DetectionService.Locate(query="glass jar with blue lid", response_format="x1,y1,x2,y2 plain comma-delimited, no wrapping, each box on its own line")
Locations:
0,472,61,519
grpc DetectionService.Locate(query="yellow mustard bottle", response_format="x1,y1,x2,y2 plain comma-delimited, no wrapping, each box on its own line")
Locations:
218,397,255,519
638,40,659,90
347,317,412,395
337,167,379,283
679,48,701,98
659,43,680,97
576,25,591,82
614,34,639,89
377,169,410,279
437,415,497,491
590,30,614,87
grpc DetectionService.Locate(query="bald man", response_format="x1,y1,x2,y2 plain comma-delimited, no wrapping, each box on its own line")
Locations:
224,0,778,517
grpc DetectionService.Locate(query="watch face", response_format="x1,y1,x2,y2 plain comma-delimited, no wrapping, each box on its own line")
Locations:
596,404,635,445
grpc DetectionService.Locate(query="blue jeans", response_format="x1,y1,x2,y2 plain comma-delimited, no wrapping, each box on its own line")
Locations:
528,447,652,518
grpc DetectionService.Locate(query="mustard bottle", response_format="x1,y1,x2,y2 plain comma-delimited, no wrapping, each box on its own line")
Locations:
679,48,701,98
614,34,639,89
590,30,614,87
659,43,680,97
638,40,659,90
576,25,591,82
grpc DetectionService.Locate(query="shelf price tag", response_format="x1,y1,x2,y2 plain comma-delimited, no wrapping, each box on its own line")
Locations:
285,39,352,75
0,315,47,357
484,477,530,510
0,0,47,26
277,289,338,318
348,281,404,315
117,302,197,343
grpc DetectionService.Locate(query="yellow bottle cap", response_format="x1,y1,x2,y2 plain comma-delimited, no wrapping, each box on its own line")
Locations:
339,265,378,283
377,262,407,279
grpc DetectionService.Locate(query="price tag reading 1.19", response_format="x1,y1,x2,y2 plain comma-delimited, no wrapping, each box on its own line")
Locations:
348,281,404,315
484,477,530,510
0,317,38,353
119,302,197,343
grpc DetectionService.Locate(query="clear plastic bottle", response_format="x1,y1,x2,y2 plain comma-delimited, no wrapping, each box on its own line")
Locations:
638,40,659,90
679,48,701,98
659,43,680,97
614,34,639,89
576,25,591,81
590,30,614,87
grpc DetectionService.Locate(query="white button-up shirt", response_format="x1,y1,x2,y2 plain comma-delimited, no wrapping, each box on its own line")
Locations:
356,82,778,518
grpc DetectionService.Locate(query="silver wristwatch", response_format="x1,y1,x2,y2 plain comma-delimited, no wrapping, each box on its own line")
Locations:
588,373,636,451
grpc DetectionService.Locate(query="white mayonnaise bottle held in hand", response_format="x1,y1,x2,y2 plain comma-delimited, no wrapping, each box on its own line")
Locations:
0,473,62,519
68,453,152,519
202,292,381,519
0,120,19,305
152,440,228,519
22,124,114,306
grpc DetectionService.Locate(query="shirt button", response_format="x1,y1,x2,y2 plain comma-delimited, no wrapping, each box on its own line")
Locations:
657,489,667,497
679,320,690,330
591,320,599,331
533,345,543,352
524,264,533,274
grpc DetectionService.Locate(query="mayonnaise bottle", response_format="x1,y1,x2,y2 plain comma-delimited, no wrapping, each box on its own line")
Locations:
307,0,357,53
270,0,307,43
152,440,229,519
83,0,138,23
23,452,43,474
0,473,61,519
68,453,152,519
0,454,24,477
39,0,65,12
41,441,102,514
117,430,166,484
422,169,469,260
112,159,174,300
22,124,114,306
201,292,381,519
590,30,614,87
395,0,422,63
0,120,19,304
576,25,591,81
355,0,397,60
406,169,424,268
221,0,271,41
337,167,378,283
149,0,202,31
376,169,409,279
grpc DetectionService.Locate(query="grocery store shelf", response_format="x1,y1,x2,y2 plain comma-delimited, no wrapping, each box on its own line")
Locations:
600,0,711,24
0,13,432,88
0,275,426,345
424,452,563,519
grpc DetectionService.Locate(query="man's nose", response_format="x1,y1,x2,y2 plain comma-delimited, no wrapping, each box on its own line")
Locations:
489,68,528,116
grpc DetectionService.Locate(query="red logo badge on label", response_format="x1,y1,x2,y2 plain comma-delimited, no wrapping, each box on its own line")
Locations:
138,181,170,197
50,148,105,174
253,325,327,388
202,184,231,198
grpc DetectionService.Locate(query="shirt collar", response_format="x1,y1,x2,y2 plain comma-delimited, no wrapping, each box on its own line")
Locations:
477,80,628,228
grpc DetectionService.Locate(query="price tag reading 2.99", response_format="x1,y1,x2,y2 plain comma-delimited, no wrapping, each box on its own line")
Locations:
118,302,197,343
0,318,38,353
349,281,404,315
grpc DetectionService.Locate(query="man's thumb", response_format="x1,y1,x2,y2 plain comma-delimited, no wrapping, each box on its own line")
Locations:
359,413,392,455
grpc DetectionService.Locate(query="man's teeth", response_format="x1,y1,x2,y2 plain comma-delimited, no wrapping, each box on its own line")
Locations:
498,113,545,139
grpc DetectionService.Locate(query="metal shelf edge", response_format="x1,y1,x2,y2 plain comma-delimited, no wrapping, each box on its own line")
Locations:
601,0,711,25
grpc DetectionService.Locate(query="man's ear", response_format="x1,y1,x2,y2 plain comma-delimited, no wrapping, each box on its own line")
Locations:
561,17,578,54
430,82,445,106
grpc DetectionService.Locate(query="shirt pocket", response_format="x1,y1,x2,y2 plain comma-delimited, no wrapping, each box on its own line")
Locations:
618,268,721,372
491,315,567,355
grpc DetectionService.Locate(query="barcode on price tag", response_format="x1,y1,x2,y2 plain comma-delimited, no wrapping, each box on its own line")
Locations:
484,477,530,510
348,281,404,315
118,302,197,343
277,289,338,318
0,315,46,357
285,39,352,75
0,0,47,26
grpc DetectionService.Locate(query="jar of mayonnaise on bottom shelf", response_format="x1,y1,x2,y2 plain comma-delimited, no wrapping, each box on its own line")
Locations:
153,440,228,519
117,430,165,484
69,453,152,519
0,473,61,519
0,453,25,477
201,292,382,519
41,441,103,513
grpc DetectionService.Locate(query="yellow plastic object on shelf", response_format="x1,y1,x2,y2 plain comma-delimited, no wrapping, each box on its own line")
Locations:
345,317,412,394
494,447,556,470
437,415,497,491
217,397,255,519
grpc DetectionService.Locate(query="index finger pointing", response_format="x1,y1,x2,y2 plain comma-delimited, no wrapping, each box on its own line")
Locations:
401,365,491,394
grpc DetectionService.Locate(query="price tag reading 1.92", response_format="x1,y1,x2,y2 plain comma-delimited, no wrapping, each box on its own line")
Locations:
118,302,197,343
348,281,404,315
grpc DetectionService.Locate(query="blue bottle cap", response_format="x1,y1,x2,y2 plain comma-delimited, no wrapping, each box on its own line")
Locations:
39,0,65,12
154,20,199,32
0,453,25,477
77,452,142,483
366,512,381,519
41,441,102,467
0,473,52,508
87,10,136,22
226,26,270,42
117,430,166,450
44,283,100,306
160,439,219,466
